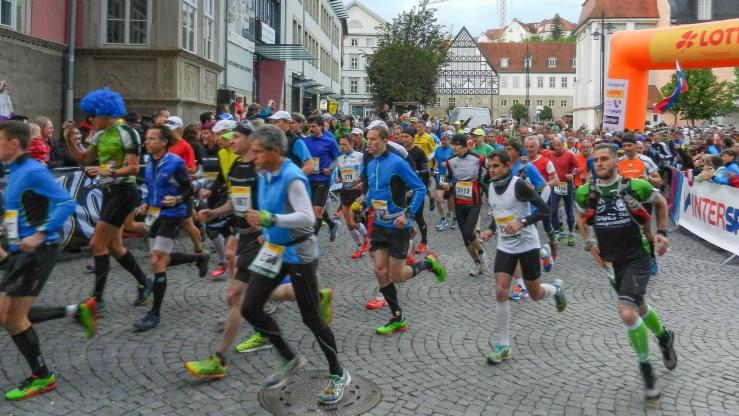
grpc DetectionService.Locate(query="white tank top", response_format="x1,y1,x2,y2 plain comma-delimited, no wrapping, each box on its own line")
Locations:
488,176,541,254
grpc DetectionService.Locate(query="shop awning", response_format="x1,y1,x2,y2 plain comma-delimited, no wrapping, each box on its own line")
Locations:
255,44,315,61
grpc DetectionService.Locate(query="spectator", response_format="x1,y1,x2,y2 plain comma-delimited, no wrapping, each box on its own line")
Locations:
245,103,261,121
234,96,245,121
258,99,276,120
216,104,234,121
28,122,51,164
714,149,739,187
696,155,723,183
0,80,14,121
183,123,206,168
200,111,215,125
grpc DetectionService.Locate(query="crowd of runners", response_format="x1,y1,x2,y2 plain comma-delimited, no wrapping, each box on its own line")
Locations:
1,86,738,405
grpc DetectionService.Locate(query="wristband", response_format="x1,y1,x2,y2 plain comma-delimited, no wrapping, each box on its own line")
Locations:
258,210,275,228
656,229,668,237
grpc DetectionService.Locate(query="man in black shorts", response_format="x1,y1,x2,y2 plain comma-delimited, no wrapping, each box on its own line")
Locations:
0,121,97,401
133,125,210,332
480,151,566,364
304,115,340,240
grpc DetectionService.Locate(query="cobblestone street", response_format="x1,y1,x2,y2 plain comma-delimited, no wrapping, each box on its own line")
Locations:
2,220,738,415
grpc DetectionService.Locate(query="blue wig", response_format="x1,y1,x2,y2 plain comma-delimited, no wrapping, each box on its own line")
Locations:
80,87,127,117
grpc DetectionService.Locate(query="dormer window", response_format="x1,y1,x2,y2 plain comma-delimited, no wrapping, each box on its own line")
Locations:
548,57,557,68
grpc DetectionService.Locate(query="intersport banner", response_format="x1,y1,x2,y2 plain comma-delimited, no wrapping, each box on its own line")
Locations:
673,170,739,256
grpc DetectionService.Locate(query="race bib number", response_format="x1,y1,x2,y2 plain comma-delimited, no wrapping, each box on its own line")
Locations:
249,242,285,279
372,199,388,217
554,182,568,195
455,181,473,199
340,168,356,183
496,215,522,241
3,210,19,243
204,171,218,181
230,186,252,215
312,157,320,174
144,207,161,230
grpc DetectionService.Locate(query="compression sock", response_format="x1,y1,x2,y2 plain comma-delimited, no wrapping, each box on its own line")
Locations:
496,300,511,346
641,305,665,337
627,318,650,363
93,255,111,302
379,283,402,319
211,234,227,264
151,272,167,315
11,326,50,377
115,250,147,286
28,307,66,323
169,252,199,267
358,223,367,236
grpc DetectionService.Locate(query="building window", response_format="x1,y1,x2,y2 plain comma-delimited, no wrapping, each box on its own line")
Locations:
548,57,556,68
500,58,509,68
549,77,556,88
464,98,471,107
365,78,371,94
501,77,508,88
548,99,555,107
537,77,543,88
448,97,456,108
366,37,374,47
0,0,16,29
501,99,507,107
350,79,358,94
293,20,303,44
513,76,520,88
524,57,532,68
104,0,150,44
696,0,712,20
202,0,214,60
561,100,567,107
524,99,530,107
512,99,519,105
351,37,358,46
203,0,213,16
350,56,358,69
536,99,543,106
561,77,568,88
182,0,197,53
571,58,577,68
434,97,441,107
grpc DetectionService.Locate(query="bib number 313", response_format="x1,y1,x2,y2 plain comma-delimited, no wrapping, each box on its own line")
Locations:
249,242,285,279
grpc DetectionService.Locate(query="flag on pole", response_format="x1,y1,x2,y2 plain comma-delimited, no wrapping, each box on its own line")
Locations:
653,61,688,114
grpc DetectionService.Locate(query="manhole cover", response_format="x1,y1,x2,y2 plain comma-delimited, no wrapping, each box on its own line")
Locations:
258,370,383,416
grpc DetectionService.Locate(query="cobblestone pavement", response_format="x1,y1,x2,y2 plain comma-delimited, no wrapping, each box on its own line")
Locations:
1,214,738,415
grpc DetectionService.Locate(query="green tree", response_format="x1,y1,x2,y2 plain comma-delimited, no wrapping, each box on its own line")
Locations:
366,0,449,107
511,103,528,123
523,34,542,43
733,67,739,99
551,14,564,40
539,106,554,121
659,69,736,126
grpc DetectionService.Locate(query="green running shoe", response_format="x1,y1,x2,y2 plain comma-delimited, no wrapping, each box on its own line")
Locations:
376,317,408,335
566,234,575,247
553,279,567,312
184,355,226,379
319,288,334,325
487,344,512,364
78,298,97,339
5,373,57,401
235,332,272,353
425,252,446,283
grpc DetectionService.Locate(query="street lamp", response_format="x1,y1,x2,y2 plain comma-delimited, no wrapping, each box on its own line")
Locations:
592,11,614,129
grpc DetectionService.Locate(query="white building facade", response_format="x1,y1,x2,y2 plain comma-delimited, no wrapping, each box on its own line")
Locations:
340,1,385,117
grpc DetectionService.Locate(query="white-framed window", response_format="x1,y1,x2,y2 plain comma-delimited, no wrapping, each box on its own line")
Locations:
365,78,371,94
537,77,543,88
434,97,441,107
536,99,543,106
512,99,519,105
350,38,358,46
652,114,660,123
0,0,16,29
696,0,712,20
501,99,508,107
560,99,567,107
524,57,532,68
448,97,456,108
366,37,374,47
524,99,530,107
182,0,197,53
202,0,214,60
103,0,150,45
548,99,555,107
464,98,471,107
549,77,556,88
500,58,509,68
513,76,520,88
350,78,358,94
203,0,214,16
547,57,556,68
561,77,568,88
350,56,358,69
501,77,508,88
571,58,577,67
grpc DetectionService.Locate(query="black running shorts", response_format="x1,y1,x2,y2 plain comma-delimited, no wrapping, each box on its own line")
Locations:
493,248,541,281
0,245,60,297
370,226,411,260
310,183,330,207
613,255,652,307
100,183,139,228
339,189,362,207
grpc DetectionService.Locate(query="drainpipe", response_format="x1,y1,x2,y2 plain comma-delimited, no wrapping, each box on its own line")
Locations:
64,0,77,121
224,0,229,89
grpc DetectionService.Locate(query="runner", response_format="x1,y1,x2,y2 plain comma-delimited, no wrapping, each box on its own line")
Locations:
183,124,333,377
65,88,151,307
479,150,566,364
335,134,367,259
575,143,676,400
470,128,495,157
399,126,430,254
132,125,210,331
444,134,488,276
0,120,96,401
548,138,583,247
304,115,340,240
432,132,454,230
523,136,560,256
364,124,446,335
240,124,349,405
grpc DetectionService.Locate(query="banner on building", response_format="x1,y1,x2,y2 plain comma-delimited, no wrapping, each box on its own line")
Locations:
227,0,256,51
602,79,629,132
671,170,739,256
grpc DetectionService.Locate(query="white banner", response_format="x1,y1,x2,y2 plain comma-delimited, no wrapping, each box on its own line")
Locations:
677,174,739,256
602,78,629,132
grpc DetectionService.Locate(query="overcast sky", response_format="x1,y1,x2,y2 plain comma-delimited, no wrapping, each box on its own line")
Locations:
353,0,584,37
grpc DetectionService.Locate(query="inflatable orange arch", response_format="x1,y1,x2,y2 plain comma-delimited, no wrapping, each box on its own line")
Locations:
608,18,739,130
